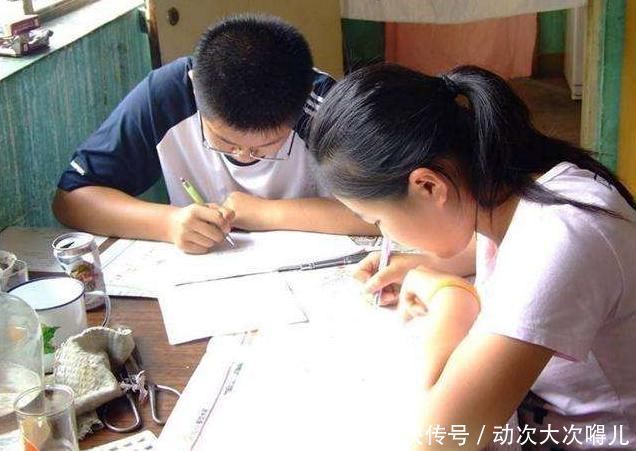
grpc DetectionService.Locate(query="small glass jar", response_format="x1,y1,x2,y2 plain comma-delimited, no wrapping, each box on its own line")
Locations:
0,293,43,450
52,232,107,310
14,384,79,451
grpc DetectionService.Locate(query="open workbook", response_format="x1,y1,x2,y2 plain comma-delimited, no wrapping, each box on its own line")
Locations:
101,230,364,297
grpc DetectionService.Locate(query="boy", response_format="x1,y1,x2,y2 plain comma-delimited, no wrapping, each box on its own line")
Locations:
53,15,375,253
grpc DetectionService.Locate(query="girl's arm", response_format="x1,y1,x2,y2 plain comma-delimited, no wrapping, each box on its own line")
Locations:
398,267,554,450
398,267,481,388
412,334,553,450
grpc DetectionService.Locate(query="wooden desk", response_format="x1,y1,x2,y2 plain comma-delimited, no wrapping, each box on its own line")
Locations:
80,297,205,449
14,234,374,449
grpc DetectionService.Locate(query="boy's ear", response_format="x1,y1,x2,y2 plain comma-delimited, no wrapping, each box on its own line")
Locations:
408,168,449,206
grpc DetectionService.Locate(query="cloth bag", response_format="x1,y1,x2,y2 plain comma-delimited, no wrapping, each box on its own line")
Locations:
51,326,135,438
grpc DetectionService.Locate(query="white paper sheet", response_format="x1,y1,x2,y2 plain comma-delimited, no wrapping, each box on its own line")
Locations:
158,273,308,344
100,238,160,297
0,227,107,273
198,330,419,451
101,231,363,297
157,263,429,450
159,313,427,451
156,334,249,451
99,237,135,267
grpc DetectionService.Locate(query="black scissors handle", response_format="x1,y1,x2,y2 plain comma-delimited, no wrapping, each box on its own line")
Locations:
99,391,142,433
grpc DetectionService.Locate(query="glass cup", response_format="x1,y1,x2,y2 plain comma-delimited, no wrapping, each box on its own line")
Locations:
14,384,79,451
0,251,17,293
0,260,29,293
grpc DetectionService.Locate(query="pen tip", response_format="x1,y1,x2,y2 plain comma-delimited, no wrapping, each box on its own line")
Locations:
180,177,185,183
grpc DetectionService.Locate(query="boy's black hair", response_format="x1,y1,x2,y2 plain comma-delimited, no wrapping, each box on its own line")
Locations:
310,64,635,217
193,14,314,131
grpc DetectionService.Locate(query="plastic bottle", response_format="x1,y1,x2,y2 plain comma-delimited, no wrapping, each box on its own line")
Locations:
0,293,43,450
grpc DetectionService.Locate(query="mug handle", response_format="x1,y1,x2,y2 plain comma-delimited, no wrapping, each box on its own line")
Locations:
86,291,112,327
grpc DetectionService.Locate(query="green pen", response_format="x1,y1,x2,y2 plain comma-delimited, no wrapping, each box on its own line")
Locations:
180,177,235,247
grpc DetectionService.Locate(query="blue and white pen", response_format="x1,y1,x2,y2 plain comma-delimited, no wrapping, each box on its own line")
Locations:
374,236,392,306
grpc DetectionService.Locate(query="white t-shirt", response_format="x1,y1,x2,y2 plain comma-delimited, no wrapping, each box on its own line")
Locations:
157,112,330,206
474,162,636,449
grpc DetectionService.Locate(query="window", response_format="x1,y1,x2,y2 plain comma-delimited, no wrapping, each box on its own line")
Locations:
1,0,97,22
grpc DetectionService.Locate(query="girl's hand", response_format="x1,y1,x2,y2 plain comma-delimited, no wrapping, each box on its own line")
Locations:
354,252,433,306
398,266,479,322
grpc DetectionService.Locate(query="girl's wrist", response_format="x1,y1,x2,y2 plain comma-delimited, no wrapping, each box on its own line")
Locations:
426,276,480,308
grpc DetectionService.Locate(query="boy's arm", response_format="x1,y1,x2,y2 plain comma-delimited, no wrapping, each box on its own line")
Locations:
53,186,233,254
223,191,379,236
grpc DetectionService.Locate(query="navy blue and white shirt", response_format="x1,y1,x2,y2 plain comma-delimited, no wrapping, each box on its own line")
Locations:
58,57,335,206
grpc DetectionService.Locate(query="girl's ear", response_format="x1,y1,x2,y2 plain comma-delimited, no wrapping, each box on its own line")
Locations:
408,168,449,207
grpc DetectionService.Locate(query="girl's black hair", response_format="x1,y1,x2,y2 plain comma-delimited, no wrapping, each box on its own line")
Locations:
309,64,635,217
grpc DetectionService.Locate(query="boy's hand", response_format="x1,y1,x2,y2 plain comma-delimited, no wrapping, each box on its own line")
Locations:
168,203,234,254
354,252,431,306
222,191,268,230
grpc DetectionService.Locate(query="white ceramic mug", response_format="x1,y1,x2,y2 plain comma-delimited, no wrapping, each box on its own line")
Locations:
9,276,110,372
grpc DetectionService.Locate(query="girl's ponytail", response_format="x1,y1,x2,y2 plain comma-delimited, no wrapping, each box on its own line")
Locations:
442,66,538,207
441,65,635,214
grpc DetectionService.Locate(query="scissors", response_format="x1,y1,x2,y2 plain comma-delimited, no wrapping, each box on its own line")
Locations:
99,347,181,432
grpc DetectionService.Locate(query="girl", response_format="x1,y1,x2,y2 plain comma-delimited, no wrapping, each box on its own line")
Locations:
309,64,636,450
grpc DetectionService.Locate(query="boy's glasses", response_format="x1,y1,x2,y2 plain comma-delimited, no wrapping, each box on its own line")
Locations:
199,113,295,161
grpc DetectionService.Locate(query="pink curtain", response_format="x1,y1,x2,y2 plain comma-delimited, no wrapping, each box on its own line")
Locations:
385,14,538,79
